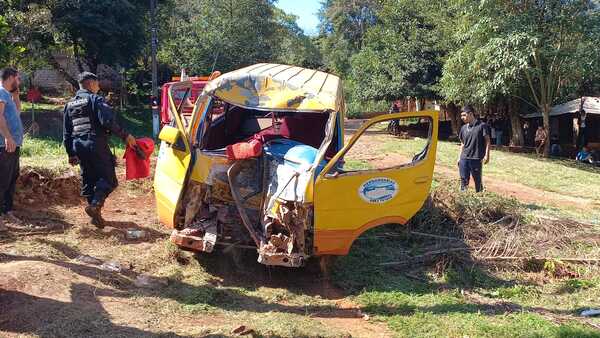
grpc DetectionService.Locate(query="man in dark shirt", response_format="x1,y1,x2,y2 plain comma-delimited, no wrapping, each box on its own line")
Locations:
458,105,491,192
63,72,137,227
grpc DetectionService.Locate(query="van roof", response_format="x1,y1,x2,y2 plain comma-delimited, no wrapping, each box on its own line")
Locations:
203,63,346,113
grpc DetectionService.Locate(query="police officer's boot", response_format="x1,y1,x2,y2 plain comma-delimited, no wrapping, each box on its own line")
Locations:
85,200,105,229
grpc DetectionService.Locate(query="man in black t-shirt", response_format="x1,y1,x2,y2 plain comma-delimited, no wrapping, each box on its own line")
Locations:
457,105,491,192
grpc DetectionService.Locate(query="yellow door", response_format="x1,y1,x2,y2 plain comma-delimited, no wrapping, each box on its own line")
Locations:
154,82,196,228
313,111,438,255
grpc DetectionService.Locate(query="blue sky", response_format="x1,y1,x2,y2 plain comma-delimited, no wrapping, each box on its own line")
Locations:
276,0,321,36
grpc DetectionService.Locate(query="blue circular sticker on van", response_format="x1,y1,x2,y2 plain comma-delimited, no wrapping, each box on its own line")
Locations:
358,178,398,204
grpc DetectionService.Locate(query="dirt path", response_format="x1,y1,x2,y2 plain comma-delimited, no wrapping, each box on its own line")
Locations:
1,170,392,338
432,164,598,211
344,119,598,213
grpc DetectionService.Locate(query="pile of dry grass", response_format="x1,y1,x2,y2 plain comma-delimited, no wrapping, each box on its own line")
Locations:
402,179,599,272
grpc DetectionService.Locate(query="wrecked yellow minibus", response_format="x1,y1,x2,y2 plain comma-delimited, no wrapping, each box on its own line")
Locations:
154,63,438,267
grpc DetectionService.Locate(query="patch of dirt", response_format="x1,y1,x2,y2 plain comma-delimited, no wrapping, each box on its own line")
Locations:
318,314,393,338
0,261,226,338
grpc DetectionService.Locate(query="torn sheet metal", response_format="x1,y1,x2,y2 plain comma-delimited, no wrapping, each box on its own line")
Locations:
263,233,294,254
207,160,262,209
182,183,208,227
170,219,218,253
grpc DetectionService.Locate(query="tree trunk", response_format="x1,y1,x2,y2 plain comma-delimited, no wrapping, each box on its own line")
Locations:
407,97,415,112
542,104,551,156
73,42,85,73
573,116,579,147
446,102,461,137
508,99,523,146
48,55,78,89
86,56,99,75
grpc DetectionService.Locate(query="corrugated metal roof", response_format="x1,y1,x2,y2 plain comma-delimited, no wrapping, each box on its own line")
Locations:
202,63,346,113
524,97,600,118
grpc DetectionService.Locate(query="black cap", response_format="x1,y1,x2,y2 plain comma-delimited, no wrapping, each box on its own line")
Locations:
78,72,98,84
461,105,474,114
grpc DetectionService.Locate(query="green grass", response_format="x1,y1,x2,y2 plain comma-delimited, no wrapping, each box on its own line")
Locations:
381,138,600,201
20,137,68,170
384,313,597,338
20,101,64,111
529,202,600,226
344,159,374,171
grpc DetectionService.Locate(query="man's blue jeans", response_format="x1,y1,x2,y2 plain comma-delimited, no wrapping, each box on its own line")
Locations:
496,130,503,146
459,158,483,192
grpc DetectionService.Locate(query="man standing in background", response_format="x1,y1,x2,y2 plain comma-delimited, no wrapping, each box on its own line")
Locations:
535,125,547,155
457,105,491,192
0,67,23,231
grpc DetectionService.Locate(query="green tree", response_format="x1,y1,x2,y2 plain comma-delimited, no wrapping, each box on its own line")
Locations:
273,8,323,69
441,0,600,154
49,0,149,74
348,0,447,103
0,2,50,70
1,0,152,87
0,15,12,64
318,0,381,76
159,0,282,75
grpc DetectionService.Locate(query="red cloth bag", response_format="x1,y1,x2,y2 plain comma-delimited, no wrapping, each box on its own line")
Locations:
124,137,155,180
226,138,263,160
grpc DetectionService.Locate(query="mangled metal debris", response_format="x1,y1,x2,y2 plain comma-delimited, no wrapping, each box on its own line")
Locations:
170,218,218,252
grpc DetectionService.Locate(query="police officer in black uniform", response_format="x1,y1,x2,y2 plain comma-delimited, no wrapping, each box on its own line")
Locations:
63,72,136,227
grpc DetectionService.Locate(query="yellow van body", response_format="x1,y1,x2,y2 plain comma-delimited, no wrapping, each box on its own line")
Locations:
154,63,438,267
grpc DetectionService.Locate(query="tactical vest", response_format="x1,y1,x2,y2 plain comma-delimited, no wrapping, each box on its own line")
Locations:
66,95,95,137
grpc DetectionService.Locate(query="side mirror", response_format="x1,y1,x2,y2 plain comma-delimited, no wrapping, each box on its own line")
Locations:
158,125,181,145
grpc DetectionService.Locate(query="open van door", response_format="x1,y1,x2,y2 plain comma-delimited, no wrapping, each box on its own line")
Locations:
313,111,438,255
154,81,195,228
